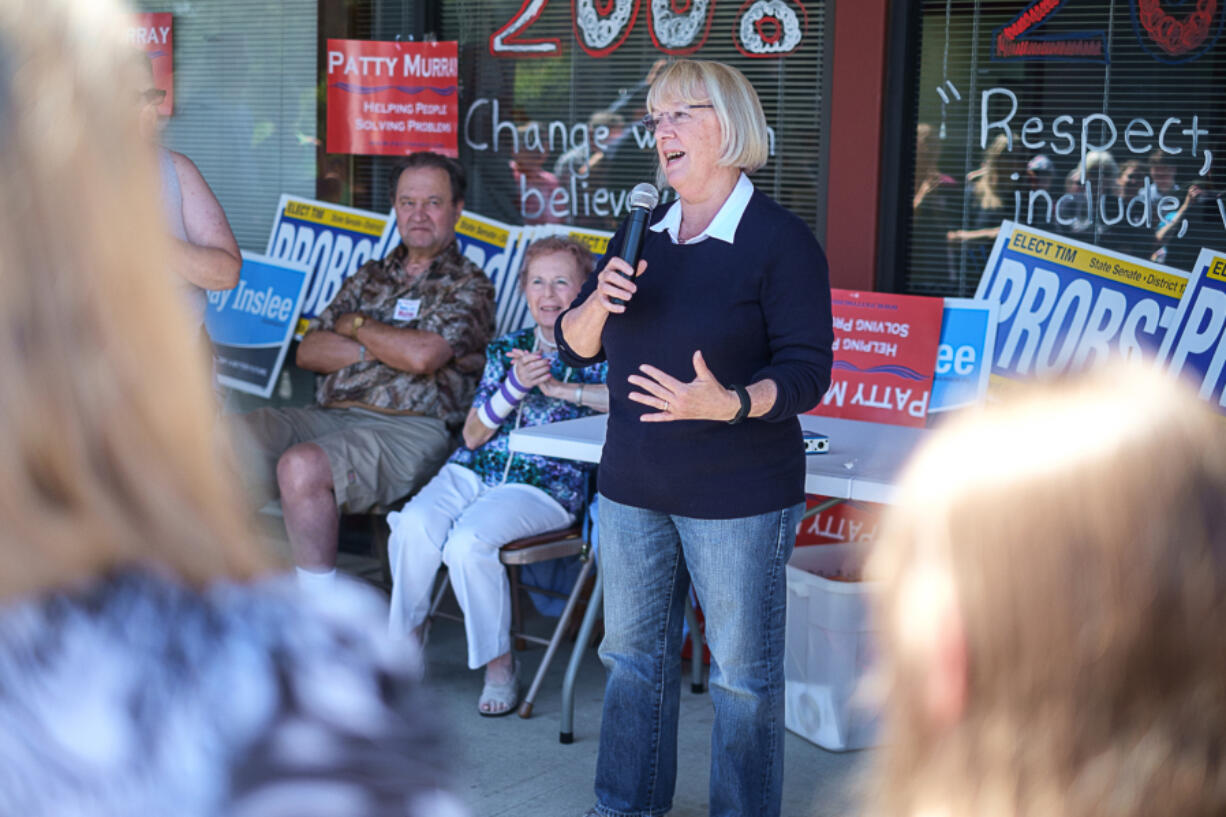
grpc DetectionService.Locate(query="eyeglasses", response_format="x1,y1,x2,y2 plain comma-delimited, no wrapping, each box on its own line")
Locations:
138,88,167,105
640,104,714,134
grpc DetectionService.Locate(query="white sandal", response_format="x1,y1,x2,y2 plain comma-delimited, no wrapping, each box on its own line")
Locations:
477,659,519,717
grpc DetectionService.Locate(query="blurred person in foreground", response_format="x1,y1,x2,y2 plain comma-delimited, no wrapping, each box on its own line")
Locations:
558,59,833,817
386,236,609,716
866,364,1226,817
0,1,462,815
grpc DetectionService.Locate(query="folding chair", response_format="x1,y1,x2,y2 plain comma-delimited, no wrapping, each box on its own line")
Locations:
421,489,599,719
386,486,707,739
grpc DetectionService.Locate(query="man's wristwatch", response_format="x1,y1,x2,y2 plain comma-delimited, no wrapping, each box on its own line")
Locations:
727,384,751,425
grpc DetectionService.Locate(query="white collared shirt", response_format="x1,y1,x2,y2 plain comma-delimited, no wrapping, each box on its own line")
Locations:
649,172,755,245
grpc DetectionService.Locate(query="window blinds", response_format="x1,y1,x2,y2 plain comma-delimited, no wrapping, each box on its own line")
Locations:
134,0,319,252
903,0,1226,297
433,0,830,238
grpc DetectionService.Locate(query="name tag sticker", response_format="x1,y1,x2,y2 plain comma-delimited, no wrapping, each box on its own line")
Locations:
394,298,421,321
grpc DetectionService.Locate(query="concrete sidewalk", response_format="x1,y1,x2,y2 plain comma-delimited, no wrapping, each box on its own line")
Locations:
417,604,870,817
258,514,872,817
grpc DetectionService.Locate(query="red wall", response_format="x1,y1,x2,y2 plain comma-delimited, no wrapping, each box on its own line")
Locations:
824,0,889,291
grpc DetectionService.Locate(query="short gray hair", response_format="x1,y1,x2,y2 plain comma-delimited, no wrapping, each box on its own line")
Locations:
520,236,594,288
646,60,769,185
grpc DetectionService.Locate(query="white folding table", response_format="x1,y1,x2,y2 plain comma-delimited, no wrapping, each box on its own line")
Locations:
507,412,929,740
509,413,928,501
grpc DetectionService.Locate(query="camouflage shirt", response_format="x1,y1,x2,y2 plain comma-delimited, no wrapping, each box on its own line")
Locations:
307,241,495,429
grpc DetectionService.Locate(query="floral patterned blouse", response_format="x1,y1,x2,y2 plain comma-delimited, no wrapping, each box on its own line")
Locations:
0,570,466,817
447,327,607,514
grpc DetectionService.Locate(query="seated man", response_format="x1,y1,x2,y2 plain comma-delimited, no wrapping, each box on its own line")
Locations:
236,151,495,589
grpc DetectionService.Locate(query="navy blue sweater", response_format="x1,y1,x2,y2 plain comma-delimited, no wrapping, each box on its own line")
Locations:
557,189,834,518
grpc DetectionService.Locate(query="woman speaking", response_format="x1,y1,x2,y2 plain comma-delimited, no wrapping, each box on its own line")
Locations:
557,60,833,817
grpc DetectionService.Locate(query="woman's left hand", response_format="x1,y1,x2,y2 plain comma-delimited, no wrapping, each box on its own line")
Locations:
535,376,568,401
628,350,739,422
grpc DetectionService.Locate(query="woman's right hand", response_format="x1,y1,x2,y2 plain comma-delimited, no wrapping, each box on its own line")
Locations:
508,349,553,389
558,257,646,359
592,258,647,314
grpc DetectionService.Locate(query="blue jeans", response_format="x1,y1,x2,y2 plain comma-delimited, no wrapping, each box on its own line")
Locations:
593,496,803,817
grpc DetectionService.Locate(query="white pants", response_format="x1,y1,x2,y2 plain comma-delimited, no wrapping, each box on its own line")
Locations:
386,464,574,669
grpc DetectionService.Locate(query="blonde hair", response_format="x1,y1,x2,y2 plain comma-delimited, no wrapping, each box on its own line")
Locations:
0,0,272,598
867,365,1226,817
646,60,769,187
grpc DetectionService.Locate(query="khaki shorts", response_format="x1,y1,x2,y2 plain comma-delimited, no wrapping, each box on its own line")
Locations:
232,405,453,514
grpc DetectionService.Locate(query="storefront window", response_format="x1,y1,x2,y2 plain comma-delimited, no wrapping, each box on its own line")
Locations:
314,0,828,237
904,0,1226,296
438,0,830,236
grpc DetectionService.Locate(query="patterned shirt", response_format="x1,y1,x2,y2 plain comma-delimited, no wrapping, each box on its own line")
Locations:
308,241,495,429
0,570,467,817
448,327,607,514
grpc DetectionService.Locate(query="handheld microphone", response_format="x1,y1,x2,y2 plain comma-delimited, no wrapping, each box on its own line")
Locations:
610,182,660,306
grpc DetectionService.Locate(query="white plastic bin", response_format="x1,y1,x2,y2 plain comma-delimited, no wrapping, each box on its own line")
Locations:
784,543,880,751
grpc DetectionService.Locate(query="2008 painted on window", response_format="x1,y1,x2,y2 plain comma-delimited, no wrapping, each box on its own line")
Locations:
489,0,809,59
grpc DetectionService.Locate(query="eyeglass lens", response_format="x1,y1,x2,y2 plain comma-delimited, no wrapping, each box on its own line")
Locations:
641,104,712,133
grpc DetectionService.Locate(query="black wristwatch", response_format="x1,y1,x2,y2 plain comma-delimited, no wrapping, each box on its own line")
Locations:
727,384,751,424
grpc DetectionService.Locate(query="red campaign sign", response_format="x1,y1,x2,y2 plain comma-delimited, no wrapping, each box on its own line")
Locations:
808,289,943,427
794,496,882,549
326,39,459,157
128,13,173,117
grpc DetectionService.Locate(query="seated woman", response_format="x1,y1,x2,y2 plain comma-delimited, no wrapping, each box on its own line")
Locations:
386,236,609,716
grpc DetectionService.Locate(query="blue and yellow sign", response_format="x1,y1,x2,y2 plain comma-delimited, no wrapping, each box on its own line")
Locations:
205,252,311,398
